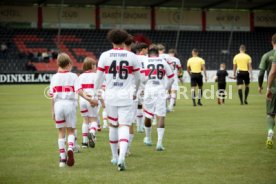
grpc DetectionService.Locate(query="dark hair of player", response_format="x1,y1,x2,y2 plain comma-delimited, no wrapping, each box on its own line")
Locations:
125,34,134,46
272,34,276,44
157,44,165,51
82,57,97,71
168,49,178,57
239,44,246,51
192,48,198,53
130,44,138,54
137,42,149,52
148,48,159,57
150,43,157,49
107,29,129,45
57,53,72,68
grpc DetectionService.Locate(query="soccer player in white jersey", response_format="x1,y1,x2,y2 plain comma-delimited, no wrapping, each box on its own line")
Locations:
167,49,182,112
124,34,136,156
141,48,174,151
157,44,172,66
49,53,98,167
135,42,149,132
78,57,103,148
95,29,141,171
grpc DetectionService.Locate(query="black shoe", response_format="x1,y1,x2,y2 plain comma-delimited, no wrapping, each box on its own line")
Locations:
82,142,88,148
244,100,248,105
240,102,244,105
197,101,203,106
193,102,196,106
88,133,95,148
66,150,75,167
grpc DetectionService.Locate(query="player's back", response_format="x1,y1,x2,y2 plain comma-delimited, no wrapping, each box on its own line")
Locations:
78,71,97,94
170,56,181,74
50,71,78,101
160,53,174,69
259,49,276,92
259,50,276,74
136,54,148,70
142,56,173,90
97,48,140,106
187,56,205,73
159,53,170,62
216,70,228,83
233,53,251,71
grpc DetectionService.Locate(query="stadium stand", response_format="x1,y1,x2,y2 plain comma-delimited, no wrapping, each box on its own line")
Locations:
0,27,274,72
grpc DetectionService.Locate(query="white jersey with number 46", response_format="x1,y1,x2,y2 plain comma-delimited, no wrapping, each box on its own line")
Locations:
96,48,140,106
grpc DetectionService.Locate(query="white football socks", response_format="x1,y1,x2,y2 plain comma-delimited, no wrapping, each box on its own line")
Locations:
67,134,75,151
58,138,66,160
109,126,119,160
268,129,274,140
136,109,144,129
157,128,165,145
89,121,98,136
145,126,152,140
169,93,176,110
128,133,134,151
102,109,108,126
118,126,129,163
82,123,89,143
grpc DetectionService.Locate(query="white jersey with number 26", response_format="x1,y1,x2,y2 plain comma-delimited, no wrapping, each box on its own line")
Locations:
141,56,174,90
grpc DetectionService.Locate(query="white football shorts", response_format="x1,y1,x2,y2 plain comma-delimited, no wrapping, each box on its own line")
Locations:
54,100,77,129
105,104,134,126
131,100,138,124
171,78,179,91
79,97,99,118
143,88,167,119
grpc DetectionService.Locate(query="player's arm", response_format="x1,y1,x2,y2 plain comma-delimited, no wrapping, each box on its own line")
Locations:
187,60,191,77
75,78,98,107
165,62,175,90
233,57,237,79
178,64,183,78
95,54,106,100
187,66,191,76
215,71,218,82
266,62,276,100
258,69,265,94
233,64,237,79
133,56,141,98
178,67,184,84
248,58,253,81
78,89,98,107
49,78,55,120
258,54,267,94
51,98,55,120
202,62,208,81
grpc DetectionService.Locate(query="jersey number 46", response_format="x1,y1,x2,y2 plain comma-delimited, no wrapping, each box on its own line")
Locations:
108,60,129,79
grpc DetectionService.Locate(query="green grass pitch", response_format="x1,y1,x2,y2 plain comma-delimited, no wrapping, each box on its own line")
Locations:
0,83,275,184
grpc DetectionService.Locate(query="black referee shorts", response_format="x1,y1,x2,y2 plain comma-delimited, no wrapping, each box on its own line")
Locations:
191,73,203,87
237,71,250,85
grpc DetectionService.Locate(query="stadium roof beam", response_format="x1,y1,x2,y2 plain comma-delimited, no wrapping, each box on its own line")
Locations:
201,0,229,9
38,0,47,5
150,0,169,7
249,0,276,10
95,0,111,6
